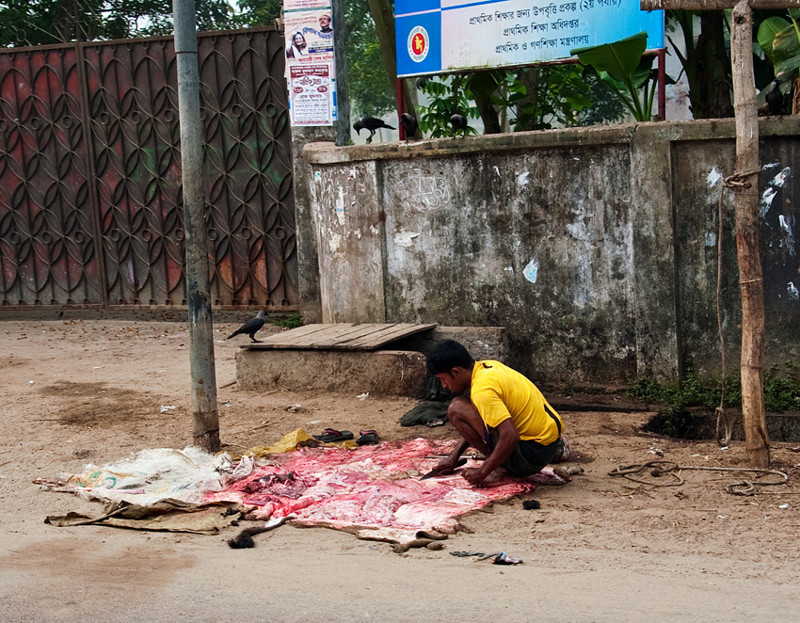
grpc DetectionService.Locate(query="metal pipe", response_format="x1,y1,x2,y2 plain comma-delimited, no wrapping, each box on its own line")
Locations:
658,48,666,119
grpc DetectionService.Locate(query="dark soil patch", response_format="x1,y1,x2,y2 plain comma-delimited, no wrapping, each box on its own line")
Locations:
38,381,164,427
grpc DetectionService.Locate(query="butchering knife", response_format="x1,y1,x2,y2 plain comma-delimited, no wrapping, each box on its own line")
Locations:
419,457,468,480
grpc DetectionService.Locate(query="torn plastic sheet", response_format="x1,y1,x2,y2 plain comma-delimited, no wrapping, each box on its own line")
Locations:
39,447,228,506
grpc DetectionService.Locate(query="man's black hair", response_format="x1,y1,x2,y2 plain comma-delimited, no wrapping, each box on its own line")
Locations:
426,340,475,374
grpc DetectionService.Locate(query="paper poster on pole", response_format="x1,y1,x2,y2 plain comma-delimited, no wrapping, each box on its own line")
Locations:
284,0,336,126
395,0,664,77
288,63,334,126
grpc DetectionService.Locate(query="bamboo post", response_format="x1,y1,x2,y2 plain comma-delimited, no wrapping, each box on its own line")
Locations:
730,0,769,467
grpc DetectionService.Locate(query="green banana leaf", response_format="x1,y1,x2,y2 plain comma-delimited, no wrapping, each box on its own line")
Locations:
757,14,800,77
571,32,648,83
774,28,800,75
757,17,789,59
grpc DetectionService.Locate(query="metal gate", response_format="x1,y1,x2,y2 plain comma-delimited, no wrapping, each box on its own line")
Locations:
0,27,297,310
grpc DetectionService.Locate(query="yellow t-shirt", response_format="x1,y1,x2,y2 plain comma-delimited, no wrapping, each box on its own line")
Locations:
470,360,563,444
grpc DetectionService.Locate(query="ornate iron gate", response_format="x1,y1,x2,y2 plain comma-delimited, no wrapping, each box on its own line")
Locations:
0,27,297,309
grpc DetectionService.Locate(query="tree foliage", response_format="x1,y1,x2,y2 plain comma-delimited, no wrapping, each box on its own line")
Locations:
415,63,620,137
0,0,240,46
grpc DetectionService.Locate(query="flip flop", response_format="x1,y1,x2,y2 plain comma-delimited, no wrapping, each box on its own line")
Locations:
312,428,354,442
356,429,380,445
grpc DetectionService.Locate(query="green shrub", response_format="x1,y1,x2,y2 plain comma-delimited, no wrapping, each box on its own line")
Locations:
629,362,800,415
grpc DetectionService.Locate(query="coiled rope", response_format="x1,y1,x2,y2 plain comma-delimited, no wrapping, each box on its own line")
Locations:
609,459,787,496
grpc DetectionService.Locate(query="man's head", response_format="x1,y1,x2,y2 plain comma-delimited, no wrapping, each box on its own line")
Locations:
319,14,331,29
426,340,474,395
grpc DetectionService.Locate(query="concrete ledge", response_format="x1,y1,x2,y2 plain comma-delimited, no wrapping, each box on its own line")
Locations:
235,348,428,397
303,118,800,166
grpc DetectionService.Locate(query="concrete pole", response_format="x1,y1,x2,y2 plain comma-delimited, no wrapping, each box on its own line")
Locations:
173,0,220,452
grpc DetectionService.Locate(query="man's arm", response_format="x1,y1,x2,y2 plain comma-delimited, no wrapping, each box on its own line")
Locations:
462,418,519,486
433,438,470,473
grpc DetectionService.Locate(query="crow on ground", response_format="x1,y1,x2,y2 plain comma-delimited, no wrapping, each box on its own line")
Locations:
399,113,418,141
765,79,784,116
226,309,267,343
449,113,468,137
353,116,395,144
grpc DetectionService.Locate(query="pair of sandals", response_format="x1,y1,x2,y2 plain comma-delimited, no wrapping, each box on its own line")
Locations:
313,428,380,446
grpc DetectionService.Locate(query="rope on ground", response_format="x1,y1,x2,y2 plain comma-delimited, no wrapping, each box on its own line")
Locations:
609,460,788,496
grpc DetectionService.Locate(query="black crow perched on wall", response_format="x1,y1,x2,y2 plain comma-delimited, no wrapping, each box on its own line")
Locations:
399,113,418,141
765,79,784,116
353,116,395,144
227,310,267,343
449,113,468,137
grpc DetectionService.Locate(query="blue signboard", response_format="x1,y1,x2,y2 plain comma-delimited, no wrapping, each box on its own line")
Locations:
396,0,664,77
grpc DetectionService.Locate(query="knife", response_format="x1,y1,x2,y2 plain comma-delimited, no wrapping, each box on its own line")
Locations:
419,457,468,480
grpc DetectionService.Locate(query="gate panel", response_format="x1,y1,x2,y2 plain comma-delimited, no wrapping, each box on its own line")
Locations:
0,46,102,306
199,30,296,307
1,27,297,310
82,29,296,308
83,38,185,306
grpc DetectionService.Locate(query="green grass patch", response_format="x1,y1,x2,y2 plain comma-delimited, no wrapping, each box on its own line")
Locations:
628,363,800,413
272,312,303,329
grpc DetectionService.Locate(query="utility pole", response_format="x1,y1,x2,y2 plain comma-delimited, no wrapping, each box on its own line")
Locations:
173,0,220,452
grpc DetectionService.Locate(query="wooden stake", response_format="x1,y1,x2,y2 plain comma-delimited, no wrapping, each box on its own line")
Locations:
731,0,770,467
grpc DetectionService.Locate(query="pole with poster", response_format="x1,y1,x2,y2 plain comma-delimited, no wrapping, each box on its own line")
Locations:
284,0,337,126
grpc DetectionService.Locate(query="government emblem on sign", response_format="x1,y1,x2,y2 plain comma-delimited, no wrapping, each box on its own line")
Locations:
407,26,429,63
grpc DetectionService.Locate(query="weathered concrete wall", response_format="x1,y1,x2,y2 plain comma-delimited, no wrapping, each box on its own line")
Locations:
299,119,800,383
236,348,428,396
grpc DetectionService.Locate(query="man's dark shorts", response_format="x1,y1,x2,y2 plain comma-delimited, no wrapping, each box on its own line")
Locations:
489,432,565,477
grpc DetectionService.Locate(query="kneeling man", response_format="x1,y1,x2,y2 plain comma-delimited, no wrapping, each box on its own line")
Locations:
427,340,566,487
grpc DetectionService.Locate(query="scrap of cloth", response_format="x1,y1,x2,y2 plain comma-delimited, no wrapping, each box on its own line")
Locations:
41,438,569,540
203,438,568,537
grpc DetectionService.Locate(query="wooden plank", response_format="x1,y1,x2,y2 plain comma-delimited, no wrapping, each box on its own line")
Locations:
337,323,438,350
283,323,366,348
255,324,351,348
244,322,438,351
641,0,799,9
306,323,394,348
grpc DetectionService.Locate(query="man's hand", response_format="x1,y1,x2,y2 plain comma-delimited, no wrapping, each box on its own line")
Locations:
432,457,460,476
462,467,487,487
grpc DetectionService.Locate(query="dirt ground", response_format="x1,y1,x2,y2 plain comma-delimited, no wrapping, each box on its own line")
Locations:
1,314,799,623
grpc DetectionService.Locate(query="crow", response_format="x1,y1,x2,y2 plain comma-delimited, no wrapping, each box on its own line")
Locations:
449,113,468,137
765,79,784,116
399,113,418,141
353,116,395,144
226,309,267,343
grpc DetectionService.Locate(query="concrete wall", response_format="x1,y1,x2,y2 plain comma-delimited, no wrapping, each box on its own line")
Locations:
297,119,800,383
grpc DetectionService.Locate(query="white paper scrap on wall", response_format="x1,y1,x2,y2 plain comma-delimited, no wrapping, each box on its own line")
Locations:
394,230,420,247
706,167,722,188
522,258,539,284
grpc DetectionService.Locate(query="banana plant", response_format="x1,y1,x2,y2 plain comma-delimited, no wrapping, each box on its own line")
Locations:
571,32,658,122
758,9,800,78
